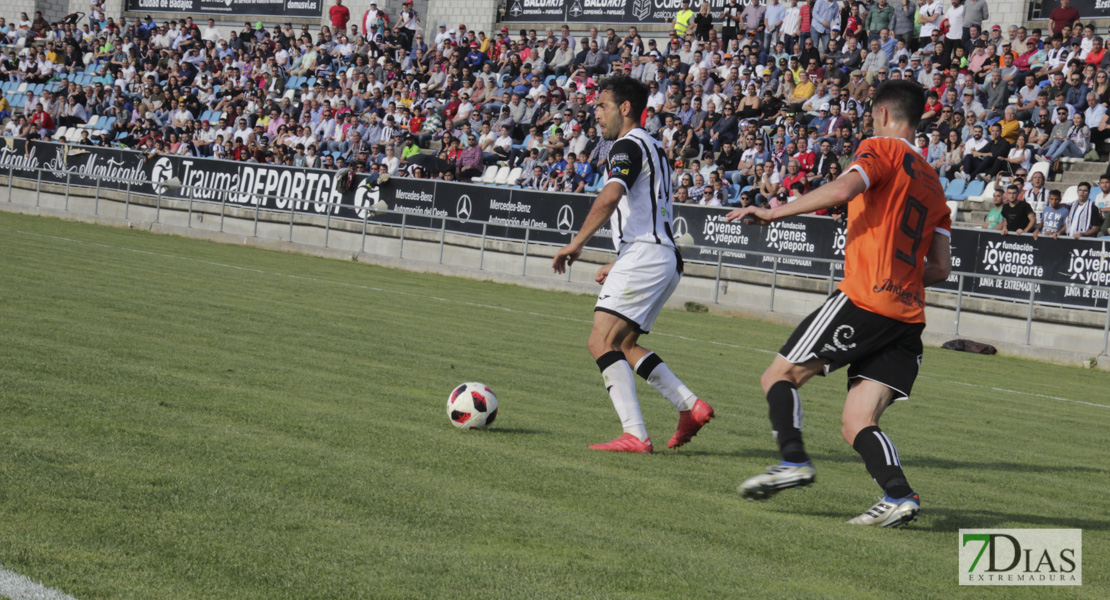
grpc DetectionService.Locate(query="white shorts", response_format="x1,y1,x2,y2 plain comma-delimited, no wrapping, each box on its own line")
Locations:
595,242,682,334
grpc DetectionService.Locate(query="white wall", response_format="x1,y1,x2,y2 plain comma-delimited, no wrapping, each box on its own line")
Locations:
425,0,499,42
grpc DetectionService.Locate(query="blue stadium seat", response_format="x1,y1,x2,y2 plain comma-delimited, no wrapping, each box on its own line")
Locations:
939,176,949,190
944,178,966,200
544,75,556,88
954,180,984,201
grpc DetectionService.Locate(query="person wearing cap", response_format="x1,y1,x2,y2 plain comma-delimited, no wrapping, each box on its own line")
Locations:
1038,33,1068,80
433,22,451,48
466,41,487,71
362,2,386,38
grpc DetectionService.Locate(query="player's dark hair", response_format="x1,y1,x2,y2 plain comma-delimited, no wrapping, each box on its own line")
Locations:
873,80,927,130
598,76,648,120
1078,181,1092,191
1049,189,1062,198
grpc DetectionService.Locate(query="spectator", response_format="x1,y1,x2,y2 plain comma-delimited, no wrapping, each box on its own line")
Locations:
1065,182,1104,237
983,188,1005,229
329,0,350,34
1035,189,1070,239
1000,183,1037,235
1039,112,1090,163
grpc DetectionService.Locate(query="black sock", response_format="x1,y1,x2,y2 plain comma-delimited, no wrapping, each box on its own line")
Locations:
634,352,663,379
767,380,808,463
852,425,914,499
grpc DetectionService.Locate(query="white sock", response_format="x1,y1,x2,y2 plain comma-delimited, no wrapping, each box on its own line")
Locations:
598,352,648,441
634,352,697,411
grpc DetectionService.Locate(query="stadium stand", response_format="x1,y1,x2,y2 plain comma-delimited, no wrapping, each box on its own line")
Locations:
0,2,1108,235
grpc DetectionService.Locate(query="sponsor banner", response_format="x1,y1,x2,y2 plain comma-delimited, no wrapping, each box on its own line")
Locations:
959,529,1081,586
504,0,745,24
3,140,1105,309
124,0,322,18
1036,0,1110,20
674,204,845,278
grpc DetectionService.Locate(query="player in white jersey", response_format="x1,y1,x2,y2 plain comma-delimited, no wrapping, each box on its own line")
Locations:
552,76,714,454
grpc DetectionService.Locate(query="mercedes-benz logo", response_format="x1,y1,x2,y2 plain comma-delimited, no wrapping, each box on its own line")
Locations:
671,216,688,240
557,204,574,232
150,157,173,195
456,194,472,221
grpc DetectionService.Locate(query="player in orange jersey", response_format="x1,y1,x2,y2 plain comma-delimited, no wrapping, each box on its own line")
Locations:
725,80,952,527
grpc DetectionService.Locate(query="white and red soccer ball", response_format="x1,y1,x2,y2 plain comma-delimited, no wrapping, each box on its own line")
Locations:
447,382,498,429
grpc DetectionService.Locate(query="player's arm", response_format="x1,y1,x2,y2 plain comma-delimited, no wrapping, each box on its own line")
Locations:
725,170,866,224
922,231,952,288
552,181,622,274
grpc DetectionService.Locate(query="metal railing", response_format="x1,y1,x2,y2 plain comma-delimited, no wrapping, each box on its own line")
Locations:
3,164,1109,356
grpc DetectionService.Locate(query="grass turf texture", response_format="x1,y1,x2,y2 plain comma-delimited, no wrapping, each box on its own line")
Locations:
0,210,1106,600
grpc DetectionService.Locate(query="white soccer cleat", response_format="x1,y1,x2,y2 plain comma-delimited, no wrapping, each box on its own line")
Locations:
847,494,921,528
738,462,816,500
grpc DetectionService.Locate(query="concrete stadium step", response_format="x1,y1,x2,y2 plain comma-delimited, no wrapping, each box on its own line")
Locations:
1059,160,1106,174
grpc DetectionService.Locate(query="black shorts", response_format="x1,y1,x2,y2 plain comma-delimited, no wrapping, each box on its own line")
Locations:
779,290,925,401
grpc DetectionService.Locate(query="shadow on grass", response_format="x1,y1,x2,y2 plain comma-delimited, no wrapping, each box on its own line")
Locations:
482,428,547,435
782,506,1110,532
676,448,1107,475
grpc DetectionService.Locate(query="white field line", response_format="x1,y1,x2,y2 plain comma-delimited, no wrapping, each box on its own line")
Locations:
3,226,1108,411
0,567,79,600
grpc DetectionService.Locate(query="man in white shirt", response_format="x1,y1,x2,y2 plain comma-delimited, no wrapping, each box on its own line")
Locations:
943,0,965,59
202,19,222,43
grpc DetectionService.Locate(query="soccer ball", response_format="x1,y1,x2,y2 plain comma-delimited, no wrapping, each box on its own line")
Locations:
447,382,498,429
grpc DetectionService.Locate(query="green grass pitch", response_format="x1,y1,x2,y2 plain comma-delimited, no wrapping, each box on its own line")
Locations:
0,210,1106,599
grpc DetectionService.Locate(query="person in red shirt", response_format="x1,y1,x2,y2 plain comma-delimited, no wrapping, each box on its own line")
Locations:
1049,0,1080,36
1086,37,1107,66
781,158,808,197
408,110,425,135
726,80,952,528
28,104,54,138
442,91,461,120
329,0,350,32
793,141,816,173
800,0,812,39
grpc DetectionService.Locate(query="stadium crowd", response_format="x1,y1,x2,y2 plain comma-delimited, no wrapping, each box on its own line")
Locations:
0,0,1108,235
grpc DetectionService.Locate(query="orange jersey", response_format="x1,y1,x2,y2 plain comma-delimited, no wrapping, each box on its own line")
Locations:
840,137,952,324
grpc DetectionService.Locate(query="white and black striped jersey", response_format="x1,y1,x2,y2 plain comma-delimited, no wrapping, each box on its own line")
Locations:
604,128,677,251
